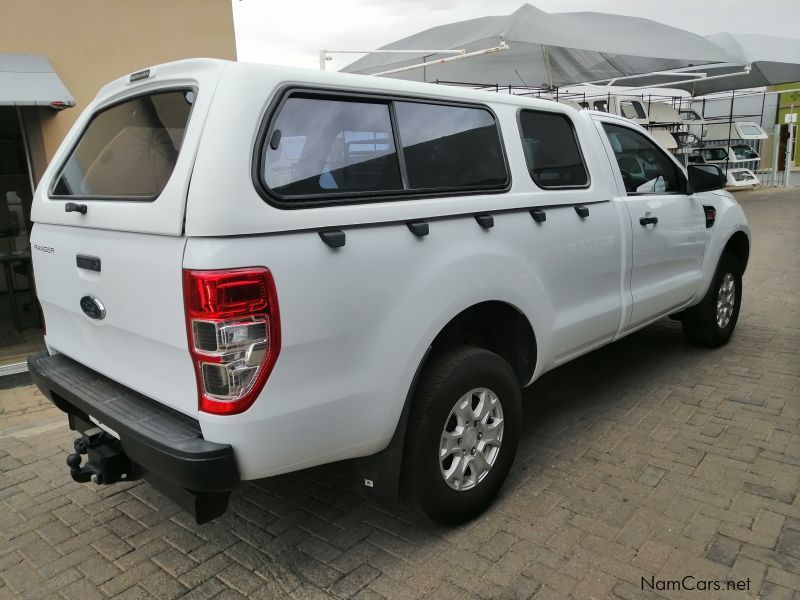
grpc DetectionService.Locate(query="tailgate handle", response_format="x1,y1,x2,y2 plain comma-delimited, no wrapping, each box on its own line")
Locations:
76,255,101,272
65,202,88,214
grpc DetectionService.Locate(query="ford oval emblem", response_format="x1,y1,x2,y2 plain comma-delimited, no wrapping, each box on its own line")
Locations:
80,295,106,320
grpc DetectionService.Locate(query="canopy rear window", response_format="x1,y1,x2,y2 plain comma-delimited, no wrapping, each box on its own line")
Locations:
51,89,194,200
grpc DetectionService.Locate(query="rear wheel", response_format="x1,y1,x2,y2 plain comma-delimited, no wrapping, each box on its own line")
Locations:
402,346,521,525
681,253,742,348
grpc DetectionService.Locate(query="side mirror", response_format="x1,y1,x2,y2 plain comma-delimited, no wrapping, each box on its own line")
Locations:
688,164,726,193
686,164,727,194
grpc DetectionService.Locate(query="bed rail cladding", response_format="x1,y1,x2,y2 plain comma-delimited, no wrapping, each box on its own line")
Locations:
690,192,751,305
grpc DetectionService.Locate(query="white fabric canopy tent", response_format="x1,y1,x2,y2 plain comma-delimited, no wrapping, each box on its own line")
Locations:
342,4,733,87
342,5,800,96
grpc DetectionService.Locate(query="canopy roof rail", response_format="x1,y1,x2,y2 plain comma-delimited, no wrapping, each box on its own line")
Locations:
579,66,752,94
580,63,748,87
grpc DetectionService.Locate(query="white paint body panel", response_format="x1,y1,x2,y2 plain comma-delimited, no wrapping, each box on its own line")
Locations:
30,60,750,480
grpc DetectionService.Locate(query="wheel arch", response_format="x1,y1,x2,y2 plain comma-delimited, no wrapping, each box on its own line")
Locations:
349,299,538,505
723,230,750,272
427,300,537,387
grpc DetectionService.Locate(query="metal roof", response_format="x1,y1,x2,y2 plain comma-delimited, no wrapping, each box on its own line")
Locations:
0,53,75,107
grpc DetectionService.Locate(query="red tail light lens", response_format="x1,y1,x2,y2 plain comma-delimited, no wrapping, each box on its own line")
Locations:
183,268,280,415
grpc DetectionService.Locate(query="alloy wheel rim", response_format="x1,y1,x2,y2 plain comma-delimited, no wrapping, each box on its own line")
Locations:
439,387,504,491
716,272,736,328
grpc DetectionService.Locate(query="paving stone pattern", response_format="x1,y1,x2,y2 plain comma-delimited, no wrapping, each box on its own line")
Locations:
1,188,798,599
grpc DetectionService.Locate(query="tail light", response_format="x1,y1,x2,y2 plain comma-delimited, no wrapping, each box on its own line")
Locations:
183,268,280,415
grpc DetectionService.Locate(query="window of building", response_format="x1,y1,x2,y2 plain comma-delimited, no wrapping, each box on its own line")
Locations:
602,123,685,194
518,110,589,189
52,90,194,199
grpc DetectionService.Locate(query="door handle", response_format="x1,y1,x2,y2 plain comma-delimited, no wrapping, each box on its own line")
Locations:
65,202,88,214
639,216,658,226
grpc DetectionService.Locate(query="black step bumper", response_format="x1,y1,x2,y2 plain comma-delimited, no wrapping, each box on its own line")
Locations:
27,351,238,522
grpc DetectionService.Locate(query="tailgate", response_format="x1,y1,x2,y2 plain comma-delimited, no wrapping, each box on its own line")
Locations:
28,60,227,417
31,223,197,415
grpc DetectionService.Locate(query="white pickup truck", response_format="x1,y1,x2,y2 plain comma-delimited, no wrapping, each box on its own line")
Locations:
27,59,750,525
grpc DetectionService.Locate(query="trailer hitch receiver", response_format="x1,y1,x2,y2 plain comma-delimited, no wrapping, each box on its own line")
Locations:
66,427,140,485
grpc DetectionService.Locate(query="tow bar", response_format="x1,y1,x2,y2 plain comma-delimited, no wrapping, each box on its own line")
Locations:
66,426,140,485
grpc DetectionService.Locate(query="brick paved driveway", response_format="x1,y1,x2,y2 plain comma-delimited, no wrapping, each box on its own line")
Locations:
2,188,799,600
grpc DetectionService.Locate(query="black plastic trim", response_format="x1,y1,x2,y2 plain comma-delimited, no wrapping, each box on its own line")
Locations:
406,221,429,237
475,214,494,229
27,352,238,493
76,254,101,272
530,209,546,223
574,205,589,218
222,199,612,241
252,85,512,209
319,229,346,248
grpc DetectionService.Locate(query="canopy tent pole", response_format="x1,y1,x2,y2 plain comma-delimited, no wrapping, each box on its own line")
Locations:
319,48,466,71
772,124,781,185
541,45,554,90
372,42,509,77
786,116,796,188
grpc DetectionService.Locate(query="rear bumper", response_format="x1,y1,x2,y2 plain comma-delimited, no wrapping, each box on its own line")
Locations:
27,351,239,498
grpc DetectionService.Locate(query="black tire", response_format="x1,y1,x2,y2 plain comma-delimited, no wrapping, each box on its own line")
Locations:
681,253,742,348
402,345,521,525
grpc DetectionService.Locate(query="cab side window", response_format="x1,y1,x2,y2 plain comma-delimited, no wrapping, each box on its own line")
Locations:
602,123,685,195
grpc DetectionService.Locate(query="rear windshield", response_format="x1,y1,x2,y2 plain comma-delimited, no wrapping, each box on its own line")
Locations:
51,89,194,200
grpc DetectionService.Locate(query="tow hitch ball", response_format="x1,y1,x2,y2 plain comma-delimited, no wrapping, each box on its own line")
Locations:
66,427,138,485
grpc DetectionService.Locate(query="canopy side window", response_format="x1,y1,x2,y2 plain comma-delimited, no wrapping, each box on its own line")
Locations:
518,109,590,189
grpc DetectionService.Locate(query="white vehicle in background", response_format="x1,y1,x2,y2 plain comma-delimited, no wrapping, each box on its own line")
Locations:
704,121,768,141
647,102,683,125
725,168,761,188
576,95,650,125
28,60,750,526
683,116,769,143
689,144,761,165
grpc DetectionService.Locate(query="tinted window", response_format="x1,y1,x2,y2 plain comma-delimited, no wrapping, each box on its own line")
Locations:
699,148,729,161
593,100,608,112
518,110,589,189
602,123,685,194
731,145,758,159
52,90,193,199
263,96,402,198
620,100,646,120
394,102,507,190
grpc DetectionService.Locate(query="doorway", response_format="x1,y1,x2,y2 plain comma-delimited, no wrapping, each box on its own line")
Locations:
0,107,44,368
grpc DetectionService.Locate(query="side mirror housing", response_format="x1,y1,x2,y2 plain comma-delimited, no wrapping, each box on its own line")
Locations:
688,164,726,193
